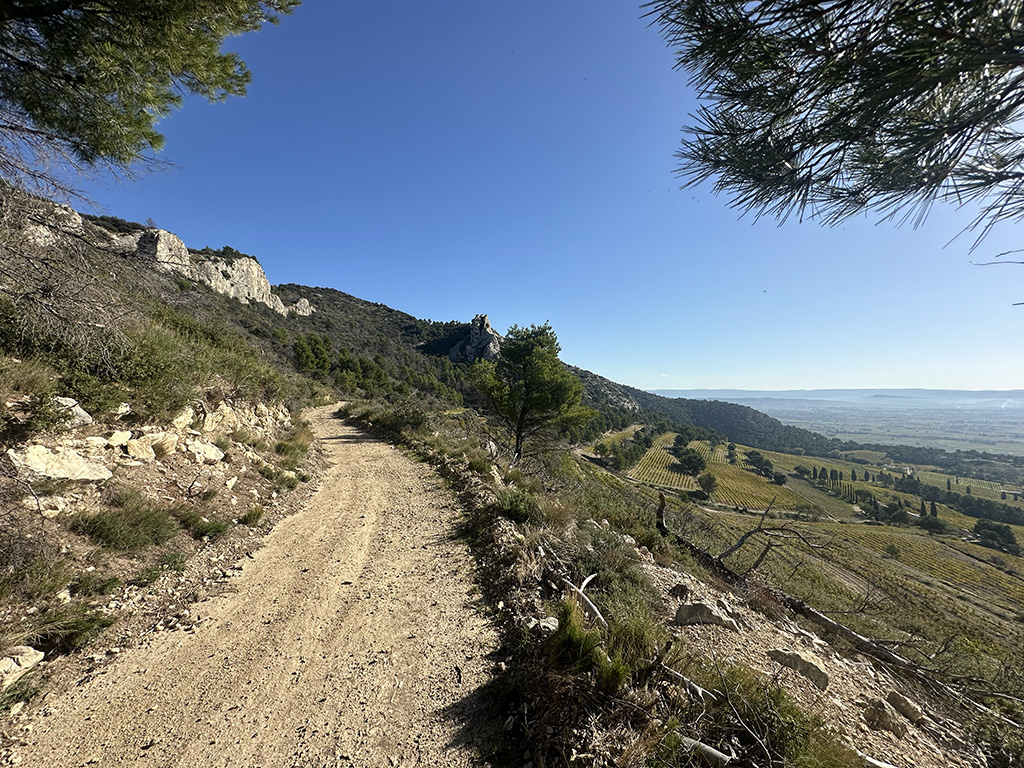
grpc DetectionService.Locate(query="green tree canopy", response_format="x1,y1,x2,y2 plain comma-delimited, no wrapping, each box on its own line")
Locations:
696,471,717,495
471,323,594,464
647,0,1024,235
0,0,298,193
672,446,707,476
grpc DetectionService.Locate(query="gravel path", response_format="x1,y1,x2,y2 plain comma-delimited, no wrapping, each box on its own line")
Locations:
15,406,499,767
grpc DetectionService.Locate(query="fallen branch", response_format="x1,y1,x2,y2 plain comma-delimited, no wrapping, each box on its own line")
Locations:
561,577,608,629
660,663,718,704
677,735,732,767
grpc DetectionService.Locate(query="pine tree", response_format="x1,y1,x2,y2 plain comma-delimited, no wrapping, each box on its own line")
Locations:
647,0,1024,234
471,324,594,464
0,1,299,193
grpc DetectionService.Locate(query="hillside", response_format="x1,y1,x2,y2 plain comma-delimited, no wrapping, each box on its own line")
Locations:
1,194,1022,767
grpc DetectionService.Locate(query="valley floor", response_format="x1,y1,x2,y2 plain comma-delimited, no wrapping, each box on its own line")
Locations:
11,406,500,767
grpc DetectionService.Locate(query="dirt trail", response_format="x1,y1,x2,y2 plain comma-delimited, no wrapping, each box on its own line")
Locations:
15,406,499,767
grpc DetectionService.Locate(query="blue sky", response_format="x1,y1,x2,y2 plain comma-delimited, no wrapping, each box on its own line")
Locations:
79,2,1024,391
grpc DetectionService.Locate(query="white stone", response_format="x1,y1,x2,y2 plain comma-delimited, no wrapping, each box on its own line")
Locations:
51,397,93,428
767,649,830,691
289,297,314,316
23,495,68,518
138,432,178,456
886,690,925,724
137,229,191,271
673,602,740,633
84,436,109,449
171,407,194,431
186,439,224,465
0,647,44,690
864,698,907,737
7,445,111,481
107,430,132,447
125,439,156,462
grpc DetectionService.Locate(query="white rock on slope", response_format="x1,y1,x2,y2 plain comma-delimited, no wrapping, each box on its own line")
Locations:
6,445,112,481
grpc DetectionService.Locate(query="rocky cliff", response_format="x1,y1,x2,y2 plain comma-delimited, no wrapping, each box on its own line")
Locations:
448,314,502,362
26,203,313,317
134,230,314,317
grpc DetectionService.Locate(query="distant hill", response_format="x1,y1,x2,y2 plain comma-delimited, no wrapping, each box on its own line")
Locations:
652,388,1024,404
652,388,1024,458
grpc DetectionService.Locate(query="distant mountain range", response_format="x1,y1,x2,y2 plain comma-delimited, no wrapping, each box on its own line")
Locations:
651,389,1024,455
652,388,1024,405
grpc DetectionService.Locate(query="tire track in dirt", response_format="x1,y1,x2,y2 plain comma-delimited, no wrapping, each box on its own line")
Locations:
14,406,499,767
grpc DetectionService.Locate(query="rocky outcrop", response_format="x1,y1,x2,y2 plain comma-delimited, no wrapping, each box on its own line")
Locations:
116,227,314,317
448,314,502,362
136,229,191,271
673,602,740,633
6,445,113,481
886,690,926,724
863,698,908,737
767,648,830,691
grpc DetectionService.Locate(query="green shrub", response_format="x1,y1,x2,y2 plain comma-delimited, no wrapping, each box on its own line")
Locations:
129,566,162,586
0,675,43,714
274,422,314,470
546,600,603,674
172,506,229,540
69,489,176,551
546,600,630,696
69,572,121,596
0,555,70,601
23,603,115,655
239,506,264,526
162,551,187,572
495,486,540,524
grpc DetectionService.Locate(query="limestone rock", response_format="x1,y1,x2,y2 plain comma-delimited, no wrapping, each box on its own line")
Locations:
186,439,224,465
7,445,112,481
0,647,44,690
108,430,132,447
673,602,740,633
171,407,195,430
137,229,191,271
24,204,83,246
192,256,282,310
885,690,925,724
131,229,315,316
290,297,314,316
528,616,559,632
448,314,502,362
767,649,830,691
23,495,68,518
634,546,655,564
125,439,156,462
84,436,109,449
51,397,93,428
863,698,908,737
202,401,239,433
138,432,178,456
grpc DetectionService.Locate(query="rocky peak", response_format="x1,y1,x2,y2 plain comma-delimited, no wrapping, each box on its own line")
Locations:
22,204,314,318
448,314,502,362
128,230,313,316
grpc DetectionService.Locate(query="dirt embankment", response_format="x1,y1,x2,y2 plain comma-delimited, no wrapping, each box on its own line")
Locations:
10,405,500,767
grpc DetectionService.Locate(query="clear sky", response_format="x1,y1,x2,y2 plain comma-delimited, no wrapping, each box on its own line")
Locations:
77,2,1024,391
